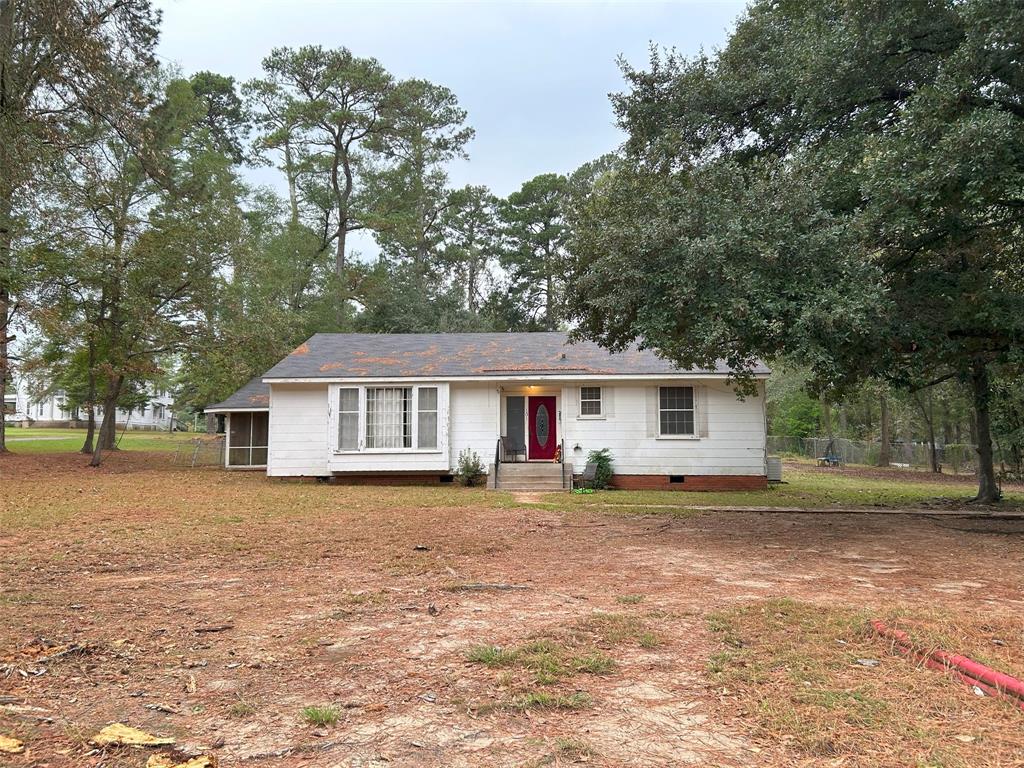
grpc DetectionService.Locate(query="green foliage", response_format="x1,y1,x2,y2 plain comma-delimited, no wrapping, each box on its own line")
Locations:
300,705,339,726
773,391,821,439
499,173,571,330
455,448,486,487
586,448,614,489
567,0,1024,498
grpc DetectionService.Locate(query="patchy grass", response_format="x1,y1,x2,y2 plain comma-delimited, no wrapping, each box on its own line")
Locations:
571,611,663,648
506,690,592,711
615,594,645,605
300,705,340,727
548,463,1024,510
706,599,1024,766
554,737,597,760
465,610,658,715
227,696,257,718
466,644,519,668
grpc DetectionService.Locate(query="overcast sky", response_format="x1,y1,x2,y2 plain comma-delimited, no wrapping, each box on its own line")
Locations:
154,0,744,198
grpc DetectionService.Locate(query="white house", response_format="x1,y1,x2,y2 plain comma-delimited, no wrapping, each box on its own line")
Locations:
3,375,176,431
205,332,770,491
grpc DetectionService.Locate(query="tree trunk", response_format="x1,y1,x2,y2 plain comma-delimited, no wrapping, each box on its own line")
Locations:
0,288,9,454
820,398,833,439
970,361,1000,503
467,257,477,312
335,225,346,278
0,0,16,455
81,404,96,453
879,392,891,467
545,272,554,330
90,376,123,466
284,139,299,227
915,391,940,474
80,339,97,453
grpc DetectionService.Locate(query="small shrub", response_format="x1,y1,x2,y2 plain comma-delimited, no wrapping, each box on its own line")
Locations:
455,448,486,486
301,704,340,726
586,448,614,489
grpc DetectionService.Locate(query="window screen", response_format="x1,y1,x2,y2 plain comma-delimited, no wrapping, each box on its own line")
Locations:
580,386,602,416
417,387,438,449
659,386,695,436
227,412,269,466
338,388,359,450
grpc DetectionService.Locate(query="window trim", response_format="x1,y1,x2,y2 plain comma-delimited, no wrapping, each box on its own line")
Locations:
577,386,604,419
332,384,444,455
656,385,699,440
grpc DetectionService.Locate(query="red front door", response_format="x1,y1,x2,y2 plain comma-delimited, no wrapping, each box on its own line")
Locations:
528,396,557,460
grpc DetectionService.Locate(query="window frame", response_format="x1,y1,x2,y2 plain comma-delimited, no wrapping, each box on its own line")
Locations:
577,386,604,419
657,385,698,439
417,386,439,449
336,387,360,452
332,383,444,454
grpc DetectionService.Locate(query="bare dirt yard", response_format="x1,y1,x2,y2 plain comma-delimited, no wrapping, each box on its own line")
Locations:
2,453,1023,767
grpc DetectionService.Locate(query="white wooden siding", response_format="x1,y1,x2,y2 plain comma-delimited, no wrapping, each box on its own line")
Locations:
265,379,766,478
267,384,330,477
449,383,501,468
558,380,766,476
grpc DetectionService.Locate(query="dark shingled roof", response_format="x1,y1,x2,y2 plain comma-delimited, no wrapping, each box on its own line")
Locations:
261,333,770,380
205,376,270,412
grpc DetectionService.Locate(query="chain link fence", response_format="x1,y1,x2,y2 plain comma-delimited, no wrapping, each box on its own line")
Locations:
171,436,225,467
767,436,982,474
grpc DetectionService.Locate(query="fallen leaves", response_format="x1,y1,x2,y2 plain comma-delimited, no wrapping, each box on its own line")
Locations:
0,735,25,754
91,723,175,747
146,755,218,768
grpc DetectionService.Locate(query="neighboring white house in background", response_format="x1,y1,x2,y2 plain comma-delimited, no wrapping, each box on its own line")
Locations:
205,332,770,492
3,375,176,431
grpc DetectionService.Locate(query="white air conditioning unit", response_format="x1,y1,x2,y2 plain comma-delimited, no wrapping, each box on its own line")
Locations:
766,456,783,483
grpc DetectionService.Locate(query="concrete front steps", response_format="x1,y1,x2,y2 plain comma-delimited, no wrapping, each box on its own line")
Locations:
488,461,572,492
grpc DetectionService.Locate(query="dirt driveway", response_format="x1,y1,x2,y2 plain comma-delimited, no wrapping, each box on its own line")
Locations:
2,453,1023,767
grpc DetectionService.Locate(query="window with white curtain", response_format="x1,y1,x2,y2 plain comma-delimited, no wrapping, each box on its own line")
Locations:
417,387,438,448
335,385,442,452
366,387,412,449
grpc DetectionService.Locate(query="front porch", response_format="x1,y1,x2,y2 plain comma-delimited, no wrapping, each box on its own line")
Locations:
488,383,571,491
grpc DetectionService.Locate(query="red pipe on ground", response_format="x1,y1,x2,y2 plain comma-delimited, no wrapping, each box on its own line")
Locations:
871,619,1024,704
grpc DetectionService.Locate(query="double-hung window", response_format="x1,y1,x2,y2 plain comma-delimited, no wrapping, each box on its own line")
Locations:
337,388,359,450
417,387,438,448
658,386,695,437
579,386,603,417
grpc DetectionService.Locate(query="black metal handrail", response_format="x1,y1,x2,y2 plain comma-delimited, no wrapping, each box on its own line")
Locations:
494,437,501,486
560,437,566,489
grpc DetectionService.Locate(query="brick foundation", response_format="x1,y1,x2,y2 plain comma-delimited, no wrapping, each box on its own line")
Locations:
328,473,455,487
609,474,768,491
